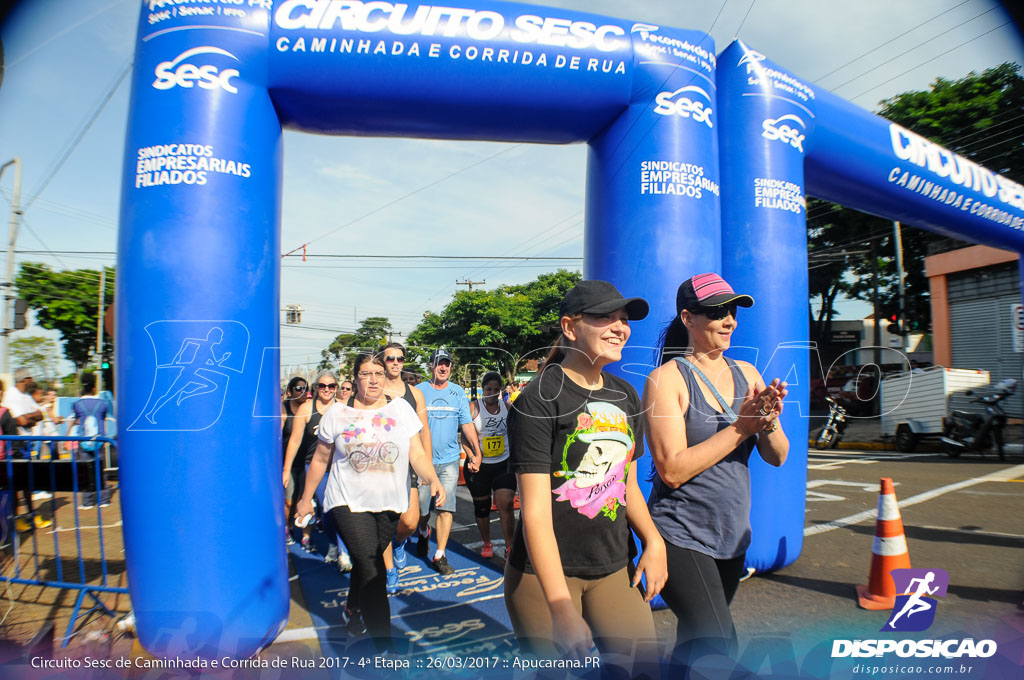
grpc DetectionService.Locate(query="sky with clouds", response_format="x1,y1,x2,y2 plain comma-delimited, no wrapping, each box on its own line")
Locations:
1,0,1022,378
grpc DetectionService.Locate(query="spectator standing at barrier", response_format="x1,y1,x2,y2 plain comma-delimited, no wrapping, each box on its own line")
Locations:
282,376,308,545
2,369,51,530
505,280,665,671
466,371,516,559
415,349,482,575
378,342,431,593
296,352,444,651
285,370,352,571
66,373,113,509
644,273,789,658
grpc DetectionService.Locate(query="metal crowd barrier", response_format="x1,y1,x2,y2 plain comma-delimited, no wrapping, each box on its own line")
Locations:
0,434,127,647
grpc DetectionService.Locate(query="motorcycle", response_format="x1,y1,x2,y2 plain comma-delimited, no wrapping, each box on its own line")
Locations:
941,378,1017,461
815,397,848,450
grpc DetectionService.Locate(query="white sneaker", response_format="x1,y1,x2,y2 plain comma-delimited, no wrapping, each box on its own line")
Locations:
338,551,353,573
32,490,53,500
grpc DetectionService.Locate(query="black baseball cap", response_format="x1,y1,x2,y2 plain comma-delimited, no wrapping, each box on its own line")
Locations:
429,348,453,364
559,280,649,320
676,272,755,312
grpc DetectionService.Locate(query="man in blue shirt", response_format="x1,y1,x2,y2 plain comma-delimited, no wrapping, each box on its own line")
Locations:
68,373,112,509
415,349,481,574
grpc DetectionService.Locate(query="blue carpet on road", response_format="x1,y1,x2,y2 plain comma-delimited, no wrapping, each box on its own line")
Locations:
288,530,518,675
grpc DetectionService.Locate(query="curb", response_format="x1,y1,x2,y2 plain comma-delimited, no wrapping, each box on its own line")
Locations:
806,439,949,453
808,439,891,451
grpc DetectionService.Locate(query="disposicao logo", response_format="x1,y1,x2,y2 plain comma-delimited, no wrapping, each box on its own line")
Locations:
832,567,997,660
883,568,948,632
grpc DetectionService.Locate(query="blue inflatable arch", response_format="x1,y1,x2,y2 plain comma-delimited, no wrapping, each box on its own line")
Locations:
118,0,1024,658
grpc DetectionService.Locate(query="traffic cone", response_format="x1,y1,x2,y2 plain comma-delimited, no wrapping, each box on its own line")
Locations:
856,477,912,610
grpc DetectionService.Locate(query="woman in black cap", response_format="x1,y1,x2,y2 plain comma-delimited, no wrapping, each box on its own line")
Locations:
643,273,789,658
505,280,666,671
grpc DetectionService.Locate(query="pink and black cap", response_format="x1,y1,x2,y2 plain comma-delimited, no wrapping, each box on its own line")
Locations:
676,273,755,312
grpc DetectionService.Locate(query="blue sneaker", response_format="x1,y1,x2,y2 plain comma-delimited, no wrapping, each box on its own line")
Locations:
393,539,408,570
386,568,399,594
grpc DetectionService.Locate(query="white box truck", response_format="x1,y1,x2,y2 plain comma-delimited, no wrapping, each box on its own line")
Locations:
880,367,990,452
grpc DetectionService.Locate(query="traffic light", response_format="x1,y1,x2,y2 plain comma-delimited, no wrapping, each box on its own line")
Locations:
13,299,27,330
886,314,908,336
101,361,110,370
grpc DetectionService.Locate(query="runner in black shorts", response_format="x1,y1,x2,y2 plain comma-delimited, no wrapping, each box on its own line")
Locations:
380,342,431,592
464,372,516,558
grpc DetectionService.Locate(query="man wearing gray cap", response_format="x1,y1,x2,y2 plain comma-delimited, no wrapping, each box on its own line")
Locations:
415,348,482,575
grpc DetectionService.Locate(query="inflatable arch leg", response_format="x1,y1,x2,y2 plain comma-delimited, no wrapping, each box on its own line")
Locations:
717,41,810,572
117,10,288,658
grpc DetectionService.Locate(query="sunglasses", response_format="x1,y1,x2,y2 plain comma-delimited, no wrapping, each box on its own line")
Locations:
384,355,405,363
338,385,352,391
693,304,738,321
317,383,337,390
290,385,307,393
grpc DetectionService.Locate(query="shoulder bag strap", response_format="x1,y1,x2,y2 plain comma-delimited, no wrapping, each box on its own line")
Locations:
674,357,738,423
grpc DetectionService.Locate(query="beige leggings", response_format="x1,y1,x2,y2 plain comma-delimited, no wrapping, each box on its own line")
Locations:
504,564,661,672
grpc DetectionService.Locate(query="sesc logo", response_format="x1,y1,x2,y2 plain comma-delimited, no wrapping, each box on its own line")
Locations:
762,114,806,152
153,46,240,94
883,568,949,632
653,86,713,128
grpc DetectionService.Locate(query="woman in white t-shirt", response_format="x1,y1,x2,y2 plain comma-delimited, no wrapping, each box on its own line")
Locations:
296,352,444,652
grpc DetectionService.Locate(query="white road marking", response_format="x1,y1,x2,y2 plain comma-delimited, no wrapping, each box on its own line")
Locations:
805,463,1024,536
806,480,889,503
914,524,1024,541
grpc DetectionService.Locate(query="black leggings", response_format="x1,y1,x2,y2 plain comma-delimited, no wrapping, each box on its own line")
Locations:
660,542,746,657
328,505,400,650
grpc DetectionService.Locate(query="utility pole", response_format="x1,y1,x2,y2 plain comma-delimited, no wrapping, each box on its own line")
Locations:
1,158,22,376
893,221,908,354
456,279,485,292
870,238,881,367
96,268,106,393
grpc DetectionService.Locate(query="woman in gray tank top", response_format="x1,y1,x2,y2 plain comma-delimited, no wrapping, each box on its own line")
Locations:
643,273,790,660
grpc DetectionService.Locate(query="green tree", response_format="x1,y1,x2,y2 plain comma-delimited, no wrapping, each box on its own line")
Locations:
408,269,581,382
808,62,1024,337
9,335,63,383
15,263,113,370
319,316,394,377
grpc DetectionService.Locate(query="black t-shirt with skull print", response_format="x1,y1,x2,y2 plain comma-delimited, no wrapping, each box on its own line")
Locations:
507,364,645,577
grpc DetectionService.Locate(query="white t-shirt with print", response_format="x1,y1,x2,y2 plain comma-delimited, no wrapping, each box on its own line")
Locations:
319,398,422,513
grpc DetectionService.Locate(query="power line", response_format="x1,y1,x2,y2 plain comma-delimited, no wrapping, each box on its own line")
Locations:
847,20,1012,102
706,0,731,35
26,60,133,212
812,0,974,84
732,0,757,37
285,143,522,254
283,254,581,261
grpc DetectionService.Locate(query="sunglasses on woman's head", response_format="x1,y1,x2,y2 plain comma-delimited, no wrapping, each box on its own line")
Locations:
317,383,337,390
693,304,737,321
